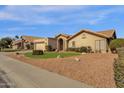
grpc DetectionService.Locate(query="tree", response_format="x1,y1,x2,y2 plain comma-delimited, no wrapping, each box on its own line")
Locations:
109,38,124,53
0,40,6,49
0,37,13,48
15,35,19,40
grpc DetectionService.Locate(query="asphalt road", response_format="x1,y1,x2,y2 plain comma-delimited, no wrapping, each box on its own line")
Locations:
0,53,92,88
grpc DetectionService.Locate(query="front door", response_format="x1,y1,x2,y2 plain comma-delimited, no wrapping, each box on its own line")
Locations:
59,39,64,50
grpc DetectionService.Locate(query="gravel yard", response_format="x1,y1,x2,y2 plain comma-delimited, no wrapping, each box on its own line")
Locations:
8,53,118,88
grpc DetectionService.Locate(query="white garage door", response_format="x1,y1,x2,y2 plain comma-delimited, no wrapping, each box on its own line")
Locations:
35,43,46,51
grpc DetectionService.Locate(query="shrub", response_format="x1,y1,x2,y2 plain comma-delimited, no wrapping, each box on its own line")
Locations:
32,50,44,55
45,45,52,51
68,46,91,53
68,47,80,52
80,46,87,53
114,48,124,87
87,46,92,53
26,44,31,49
0,48,21,52
110,39,124,53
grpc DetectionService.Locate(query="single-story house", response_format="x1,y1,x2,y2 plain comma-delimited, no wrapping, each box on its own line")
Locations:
12,29,116,53
12,36,43,50
56,29,116,53
12,40,22,49
33,38,57,51
12,36,57,51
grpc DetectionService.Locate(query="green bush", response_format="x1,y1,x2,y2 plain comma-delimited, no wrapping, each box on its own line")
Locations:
68,48,79,52
80,46,87,53
45,45,52,51
68,46,91,53
68,48,76,51
87,46,92,53
110,39,124,53
32,50,44,55
114,48,124,88
0,48,21,52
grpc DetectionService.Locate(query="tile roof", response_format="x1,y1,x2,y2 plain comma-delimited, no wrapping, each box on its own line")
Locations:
96,29,115,38
55,34,72,39
21,36,44,42
12,40,22,45
68,29,116,40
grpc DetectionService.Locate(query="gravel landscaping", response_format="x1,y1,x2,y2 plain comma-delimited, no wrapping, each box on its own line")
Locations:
8,53,118,88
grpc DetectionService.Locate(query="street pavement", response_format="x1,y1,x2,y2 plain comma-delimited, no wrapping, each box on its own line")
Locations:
0,53,92,88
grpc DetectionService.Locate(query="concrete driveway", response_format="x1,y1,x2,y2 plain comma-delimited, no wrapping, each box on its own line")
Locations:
0,53,91,88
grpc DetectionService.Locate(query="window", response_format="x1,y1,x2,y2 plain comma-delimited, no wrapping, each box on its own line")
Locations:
95,40,100,51
95,40,106,51
72,41,75,48
100,40,106,50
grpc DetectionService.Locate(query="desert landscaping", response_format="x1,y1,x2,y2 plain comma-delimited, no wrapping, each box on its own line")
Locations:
7,52,118,88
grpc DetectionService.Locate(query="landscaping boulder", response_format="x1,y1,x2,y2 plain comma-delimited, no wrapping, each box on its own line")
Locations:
57,55,61,59
75,57,80,62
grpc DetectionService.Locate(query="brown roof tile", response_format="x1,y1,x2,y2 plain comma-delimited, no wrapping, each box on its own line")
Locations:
21,36,44,42
68,29,109,40
55,34,72,39
12,40,22,45
97,29,115,38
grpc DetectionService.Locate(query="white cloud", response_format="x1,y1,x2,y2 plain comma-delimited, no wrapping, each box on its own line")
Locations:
0,6,90,25
0,6,123,26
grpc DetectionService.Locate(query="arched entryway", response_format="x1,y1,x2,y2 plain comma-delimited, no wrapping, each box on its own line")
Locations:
58,38,64,51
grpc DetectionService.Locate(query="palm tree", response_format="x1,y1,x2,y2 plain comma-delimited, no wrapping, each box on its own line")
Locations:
15,35,19,40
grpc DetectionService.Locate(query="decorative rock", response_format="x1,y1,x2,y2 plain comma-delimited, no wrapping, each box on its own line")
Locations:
75,57,80,62
57,55,61,59
82,52,86,55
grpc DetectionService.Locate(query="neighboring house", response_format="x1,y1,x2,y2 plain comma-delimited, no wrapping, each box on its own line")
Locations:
56,29,116,53
12,36,44,50
12,36,57,51
33,38,57,51
12,40,22,49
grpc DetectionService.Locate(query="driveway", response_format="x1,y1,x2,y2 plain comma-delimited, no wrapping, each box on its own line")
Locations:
0,53,91,88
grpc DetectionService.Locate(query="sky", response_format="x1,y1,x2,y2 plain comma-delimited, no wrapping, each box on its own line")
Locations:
0,5,123,38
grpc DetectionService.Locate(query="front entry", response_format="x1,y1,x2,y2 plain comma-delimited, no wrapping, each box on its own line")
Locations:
58,38,64,50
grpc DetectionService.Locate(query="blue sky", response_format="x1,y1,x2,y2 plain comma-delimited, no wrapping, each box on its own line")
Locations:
0,5,123,38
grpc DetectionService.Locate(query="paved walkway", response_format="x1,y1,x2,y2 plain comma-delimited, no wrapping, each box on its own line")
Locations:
0,53,91,88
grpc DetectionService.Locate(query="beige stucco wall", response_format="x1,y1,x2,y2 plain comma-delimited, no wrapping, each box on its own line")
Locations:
12,45,18,49
68,32,108,53
34,42,46,51
47,38,57,50
33,39,47,51
57,36,68,51
34,38,57,51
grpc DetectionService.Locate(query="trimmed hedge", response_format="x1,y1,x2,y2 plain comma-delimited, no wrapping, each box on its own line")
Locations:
32,50,44,55
110,39,124,53
0,48,21,52
68,46,92,53
45,45,52,51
